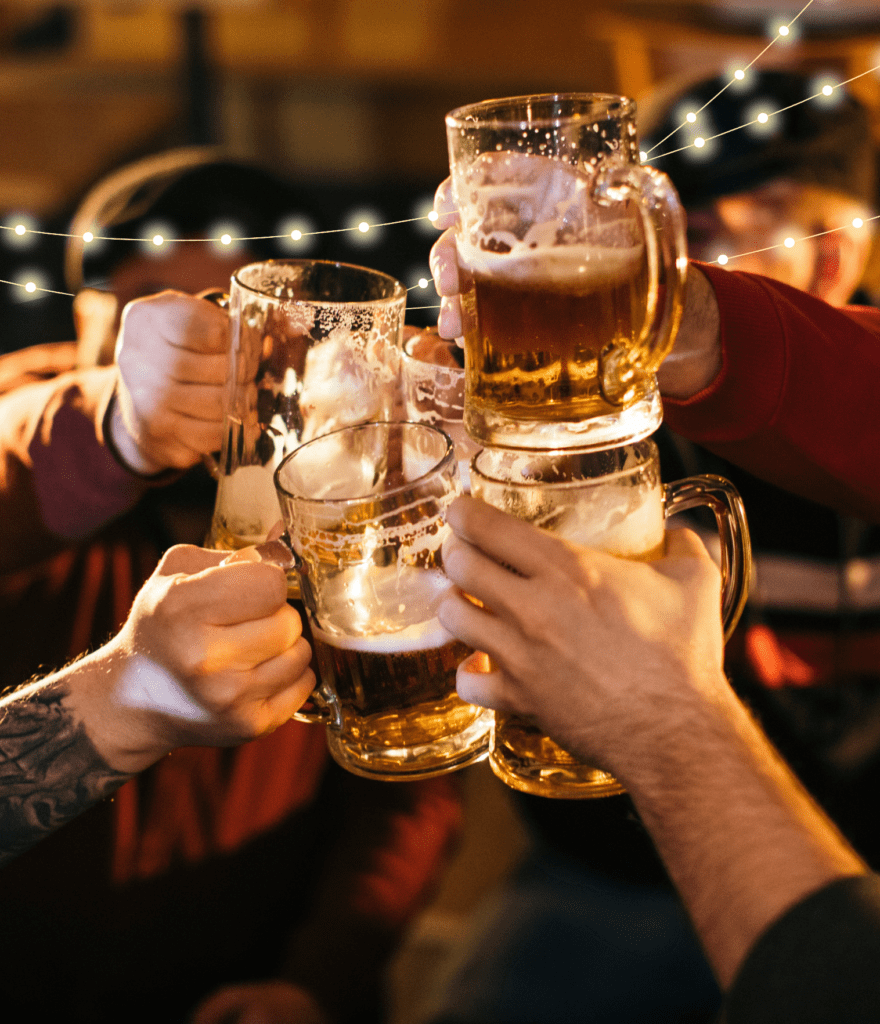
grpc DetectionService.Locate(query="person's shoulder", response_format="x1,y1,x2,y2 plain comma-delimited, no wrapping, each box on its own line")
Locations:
0,341,78,396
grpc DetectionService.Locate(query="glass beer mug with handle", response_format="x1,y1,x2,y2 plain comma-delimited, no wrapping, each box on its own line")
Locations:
466,439,752,798
446,93,687,451
270,420,492,781
205,258,406,552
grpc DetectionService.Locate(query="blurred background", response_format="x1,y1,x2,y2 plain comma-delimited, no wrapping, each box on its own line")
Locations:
1,0,879,351
2,3,880,1020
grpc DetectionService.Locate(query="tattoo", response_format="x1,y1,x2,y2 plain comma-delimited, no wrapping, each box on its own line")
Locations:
0,680,130,865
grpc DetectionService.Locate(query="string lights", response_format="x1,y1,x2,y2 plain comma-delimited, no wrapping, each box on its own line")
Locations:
1,0,877,297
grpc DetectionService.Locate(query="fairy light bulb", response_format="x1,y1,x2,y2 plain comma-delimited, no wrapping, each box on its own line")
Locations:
757,112,769,123
717,255,729,265
853,218,865,229
83,231,94,243
14,224,26,236
778,25,790,37
358,221,370,233
694,137,706,148
290,229,302,240
427,210,438,223
24,281,36,293
734,69,745,80
823,85,834,96
152,234,164,247
784,237,795,248
220,233,232,246
686,112,697,123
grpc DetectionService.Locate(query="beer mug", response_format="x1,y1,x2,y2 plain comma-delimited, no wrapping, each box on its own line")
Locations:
445,93,687,450
206,259,406,551
399,327,481,490
273,421,492,781
467,439,751,798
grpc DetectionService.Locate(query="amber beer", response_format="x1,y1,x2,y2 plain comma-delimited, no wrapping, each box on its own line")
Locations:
490,481,666,798
310,619,479,754
459,243,654,430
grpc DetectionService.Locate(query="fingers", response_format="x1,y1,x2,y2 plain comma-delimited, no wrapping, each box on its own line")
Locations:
155,547,289,626
433,177,457,229
121,290,228,356
444,496,576,581
429,225,463,339
455,651,507,709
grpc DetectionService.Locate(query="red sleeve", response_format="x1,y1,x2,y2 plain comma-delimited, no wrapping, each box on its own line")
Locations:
0,345,151,572
280,770,464,1023
663,264,880,523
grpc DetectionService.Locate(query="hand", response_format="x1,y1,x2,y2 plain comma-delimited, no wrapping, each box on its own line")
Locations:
437,496,726,783
428,177,464,342
76,544,314,771
110,291,228,474
190,980,329,1024
428,177,724,399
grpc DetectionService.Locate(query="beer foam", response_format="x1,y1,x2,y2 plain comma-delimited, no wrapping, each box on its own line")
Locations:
554,487,665,557
214,464,282,543
313,564,454,637
457,150,643,287
458,238,643,288
311,615,456,653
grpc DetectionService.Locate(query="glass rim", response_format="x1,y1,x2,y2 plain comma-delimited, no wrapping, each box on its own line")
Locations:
470,439,658,490
274,420,456,507
446,92,635,129
232,257,407,304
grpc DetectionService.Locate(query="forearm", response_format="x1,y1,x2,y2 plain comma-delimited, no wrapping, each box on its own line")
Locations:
619,678,867,990
662,263,880,521
0,367,150,572
0,664,135,865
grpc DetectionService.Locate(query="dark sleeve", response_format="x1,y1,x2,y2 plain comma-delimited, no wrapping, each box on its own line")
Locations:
725,874,880,1024
663,264,880,525
0,350,151,572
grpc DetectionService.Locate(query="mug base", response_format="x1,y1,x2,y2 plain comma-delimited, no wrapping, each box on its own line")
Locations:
464,383,662,453
489,751,627,799
325,707,493,781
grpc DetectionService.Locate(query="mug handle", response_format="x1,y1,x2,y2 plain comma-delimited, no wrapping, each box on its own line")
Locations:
200,290,230,481
663,474,752,642
222,536,335,725
592,161,688,398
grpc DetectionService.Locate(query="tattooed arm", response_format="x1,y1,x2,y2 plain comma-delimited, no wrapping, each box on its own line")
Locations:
0,544,315,864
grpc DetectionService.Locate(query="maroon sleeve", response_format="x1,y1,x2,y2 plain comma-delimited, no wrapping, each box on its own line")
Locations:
0,346,151,572
280,770,464,1023
663,264,880,524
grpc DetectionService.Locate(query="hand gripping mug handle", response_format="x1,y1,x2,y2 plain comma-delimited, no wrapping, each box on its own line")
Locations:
663,475,752,641
592,161,688,401
221,535,338,726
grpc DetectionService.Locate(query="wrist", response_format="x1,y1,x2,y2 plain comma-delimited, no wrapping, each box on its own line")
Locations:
60,642,178,774
657,264,723,399
104,386,167,477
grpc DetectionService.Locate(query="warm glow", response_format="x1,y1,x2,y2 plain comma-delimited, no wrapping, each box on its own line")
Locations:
14,224,26,236
784,237,795,248
220,233,232,245
717,254,729,265
83,231,94,243
694,137,705,148
152,234,164,247
358,221,370,233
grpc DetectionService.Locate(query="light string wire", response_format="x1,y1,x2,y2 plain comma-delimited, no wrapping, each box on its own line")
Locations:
645,0,816,156
2,0,877,296
0,212,442,300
